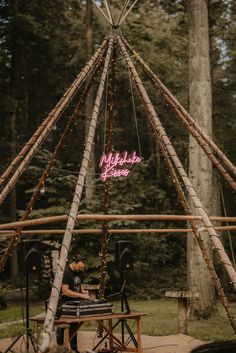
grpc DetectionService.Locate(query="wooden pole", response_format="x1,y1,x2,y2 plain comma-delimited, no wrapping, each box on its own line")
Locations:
1,214,236,230
116,0,130,26
0,38,108,205
104,0,115,26
141,59,236,329
2,225,236,236
119,0,139,26
99,44,116,300
38,36,114,353
117,35,236,290
92,0,112,25
104,0,113,24
0,56,105,274
0,215,67,229
121,36,236,180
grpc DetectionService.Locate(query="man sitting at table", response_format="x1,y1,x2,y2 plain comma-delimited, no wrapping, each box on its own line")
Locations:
56,254,90,353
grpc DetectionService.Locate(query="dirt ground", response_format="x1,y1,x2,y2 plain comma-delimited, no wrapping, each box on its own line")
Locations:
0,331,205,353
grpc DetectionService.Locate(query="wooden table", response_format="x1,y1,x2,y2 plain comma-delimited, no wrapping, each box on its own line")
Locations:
31,312,146,353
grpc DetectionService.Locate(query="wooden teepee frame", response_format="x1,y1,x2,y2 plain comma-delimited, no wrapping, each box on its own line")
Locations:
1,1,236,351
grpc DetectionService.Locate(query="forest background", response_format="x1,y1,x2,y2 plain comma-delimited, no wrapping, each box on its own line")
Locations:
0,0,236,301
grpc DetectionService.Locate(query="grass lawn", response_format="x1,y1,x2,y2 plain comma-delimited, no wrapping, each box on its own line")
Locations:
0,299,235,341
130,299,236,341
0,303,43,339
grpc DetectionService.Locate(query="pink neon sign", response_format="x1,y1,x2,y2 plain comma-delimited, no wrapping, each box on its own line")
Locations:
99,151,142,182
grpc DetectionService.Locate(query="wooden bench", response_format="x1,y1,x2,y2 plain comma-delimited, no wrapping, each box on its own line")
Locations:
165,290,200,334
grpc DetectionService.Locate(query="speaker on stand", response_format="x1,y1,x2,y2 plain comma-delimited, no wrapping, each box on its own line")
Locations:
19,239,41,273
115,240,133,313
23,240,41,352
4,240,41,353
115,240,133,273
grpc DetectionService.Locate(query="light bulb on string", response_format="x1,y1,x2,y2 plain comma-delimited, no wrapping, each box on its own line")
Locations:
40,186,46,194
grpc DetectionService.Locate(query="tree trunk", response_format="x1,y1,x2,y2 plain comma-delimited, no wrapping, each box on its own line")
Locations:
85,0,95,205
187,0,215,317
9,1,19,276
9,111,19,276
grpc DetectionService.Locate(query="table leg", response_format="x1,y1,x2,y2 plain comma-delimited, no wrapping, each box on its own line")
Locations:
109,319,113,352
63,325,70,349
178,297,187,334
136,317,143,353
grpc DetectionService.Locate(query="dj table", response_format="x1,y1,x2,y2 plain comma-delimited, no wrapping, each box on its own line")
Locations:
31,312,146,353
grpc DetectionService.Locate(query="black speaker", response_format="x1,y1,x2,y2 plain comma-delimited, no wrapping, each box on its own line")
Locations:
19,239,41,273
115,240,133,271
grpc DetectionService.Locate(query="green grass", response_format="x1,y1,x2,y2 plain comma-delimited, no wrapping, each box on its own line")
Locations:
129,299,236,340
188,303,236,341
0,304,43,322
128,299,179,336
0,300,235,341
0,303,44,339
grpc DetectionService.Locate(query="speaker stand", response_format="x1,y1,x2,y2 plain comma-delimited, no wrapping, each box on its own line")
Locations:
3,328,38,353
119,272,137,347
106,272,137,349
119,271,138,348
3,268,38,353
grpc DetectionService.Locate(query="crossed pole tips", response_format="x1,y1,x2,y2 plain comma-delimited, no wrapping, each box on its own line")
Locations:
92,0,139,28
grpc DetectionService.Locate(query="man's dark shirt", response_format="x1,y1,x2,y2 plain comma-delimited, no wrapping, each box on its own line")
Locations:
61,265,84,303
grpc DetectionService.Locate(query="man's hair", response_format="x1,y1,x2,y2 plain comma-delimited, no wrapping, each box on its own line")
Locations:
72,254,86,263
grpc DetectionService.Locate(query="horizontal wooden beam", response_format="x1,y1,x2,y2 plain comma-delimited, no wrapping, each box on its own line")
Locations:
0,214,236,229
1,225,236,236
1,214,236,230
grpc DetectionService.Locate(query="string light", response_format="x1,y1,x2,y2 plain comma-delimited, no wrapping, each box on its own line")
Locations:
40,186,46,194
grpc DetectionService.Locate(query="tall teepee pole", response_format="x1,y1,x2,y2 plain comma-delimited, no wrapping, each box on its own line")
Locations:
99,44,117,300
155,134,236,331
0,55,105,273
38,36,114,353
118,35,236,290
122,37,236,192
104,0,113,24
119,0,139,26
0,38,108,204
92,0,112,25
122,36,236,180
104,0,115,26
116,0,130,26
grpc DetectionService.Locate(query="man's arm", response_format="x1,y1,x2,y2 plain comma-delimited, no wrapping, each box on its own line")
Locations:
81,284,89,295
62,284,90,300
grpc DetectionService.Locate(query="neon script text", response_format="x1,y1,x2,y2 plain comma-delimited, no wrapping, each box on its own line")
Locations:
99,151,142,182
